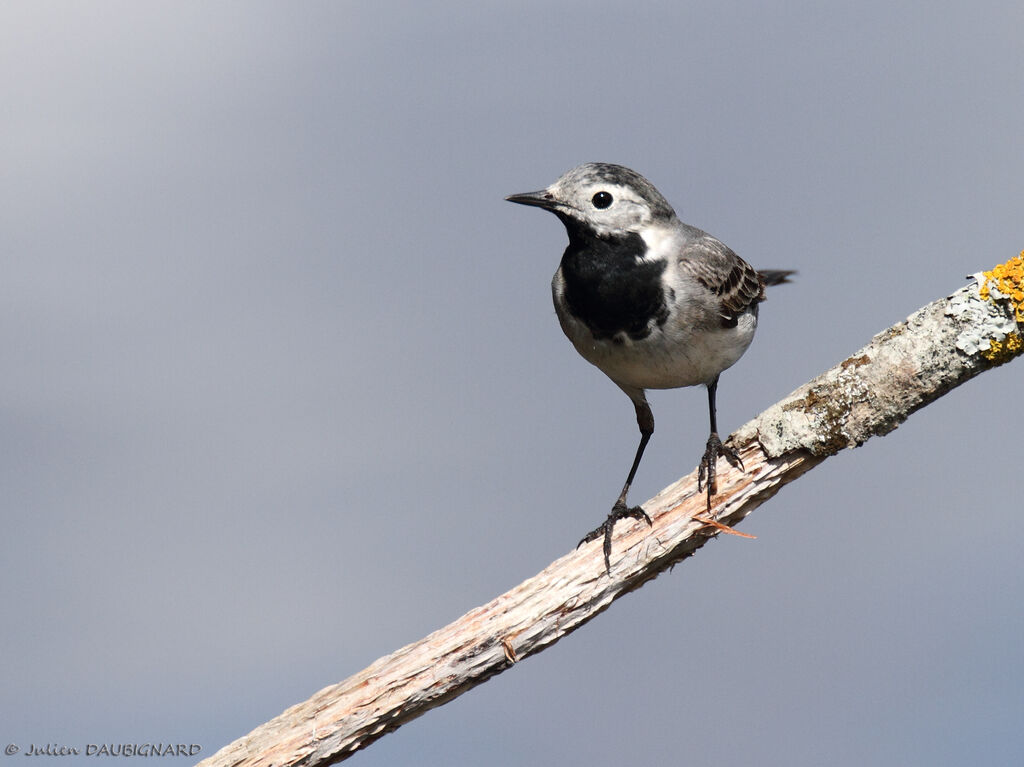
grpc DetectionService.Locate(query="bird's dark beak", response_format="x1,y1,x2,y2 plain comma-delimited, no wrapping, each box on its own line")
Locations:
505,190,558,210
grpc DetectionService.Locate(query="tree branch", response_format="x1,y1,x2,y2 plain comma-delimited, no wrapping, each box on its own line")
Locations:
197,255,1024,767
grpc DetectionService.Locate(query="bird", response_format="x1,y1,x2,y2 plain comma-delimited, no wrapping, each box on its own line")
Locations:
506,162,792,574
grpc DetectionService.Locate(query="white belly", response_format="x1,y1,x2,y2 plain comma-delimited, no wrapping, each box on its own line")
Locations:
558,305,758,391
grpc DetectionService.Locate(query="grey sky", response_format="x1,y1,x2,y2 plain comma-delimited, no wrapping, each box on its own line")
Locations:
2,2,1022,765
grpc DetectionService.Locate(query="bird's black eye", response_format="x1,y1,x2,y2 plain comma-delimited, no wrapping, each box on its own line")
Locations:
592,191,613,209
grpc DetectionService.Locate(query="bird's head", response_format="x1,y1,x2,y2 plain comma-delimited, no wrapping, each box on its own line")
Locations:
506,162,677,239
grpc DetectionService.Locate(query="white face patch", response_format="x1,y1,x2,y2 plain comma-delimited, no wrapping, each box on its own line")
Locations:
551,180,653,235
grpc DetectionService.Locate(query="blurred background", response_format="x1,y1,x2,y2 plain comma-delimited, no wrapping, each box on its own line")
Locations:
2,2,1021,765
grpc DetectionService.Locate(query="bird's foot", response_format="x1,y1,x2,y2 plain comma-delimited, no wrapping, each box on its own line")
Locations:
693,433,753,538
697,432,744,513
578,500,652,575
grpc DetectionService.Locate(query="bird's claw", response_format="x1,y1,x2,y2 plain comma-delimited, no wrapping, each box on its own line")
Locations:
697,432,743,512
578,500,652,575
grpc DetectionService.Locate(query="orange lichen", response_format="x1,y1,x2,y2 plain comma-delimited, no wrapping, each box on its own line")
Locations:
981,330,1023,364
979,251,1024,324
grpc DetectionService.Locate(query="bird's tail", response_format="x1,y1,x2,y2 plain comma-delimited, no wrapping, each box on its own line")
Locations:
758,269,796,287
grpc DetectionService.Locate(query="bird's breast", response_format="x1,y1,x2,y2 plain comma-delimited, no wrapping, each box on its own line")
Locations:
556,232,670,342
553,259,758,390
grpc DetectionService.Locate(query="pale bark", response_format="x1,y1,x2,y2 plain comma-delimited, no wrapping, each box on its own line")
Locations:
197,257,1024,767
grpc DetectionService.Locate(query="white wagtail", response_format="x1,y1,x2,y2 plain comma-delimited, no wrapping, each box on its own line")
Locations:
507,162,792,573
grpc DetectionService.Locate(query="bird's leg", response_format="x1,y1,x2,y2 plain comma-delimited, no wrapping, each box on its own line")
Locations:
697,375,744,516
578,399,654,574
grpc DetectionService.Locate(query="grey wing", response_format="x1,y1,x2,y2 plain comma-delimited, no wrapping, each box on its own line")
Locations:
678,234,765,325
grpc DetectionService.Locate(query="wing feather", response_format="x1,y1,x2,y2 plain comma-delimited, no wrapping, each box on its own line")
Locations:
677,235,765,325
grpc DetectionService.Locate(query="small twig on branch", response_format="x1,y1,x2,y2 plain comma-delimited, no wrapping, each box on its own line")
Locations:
198,254,1024,767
